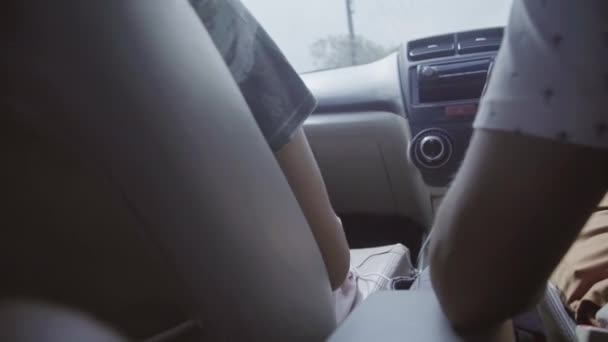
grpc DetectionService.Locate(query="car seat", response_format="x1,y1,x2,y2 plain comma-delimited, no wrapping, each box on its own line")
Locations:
1,1,411,340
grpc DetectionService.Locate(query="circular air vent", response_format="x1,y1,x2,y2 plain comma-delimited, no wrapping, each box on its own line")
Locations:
410,128,453,170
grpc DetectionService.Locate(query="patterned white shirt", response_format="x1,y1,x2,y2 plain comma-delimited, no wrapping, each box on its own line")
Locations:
474,0,608,149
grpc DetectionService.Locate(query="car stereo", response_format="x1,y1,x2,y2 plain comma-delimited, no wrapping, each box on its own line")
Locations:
400,28,503,187
414,58,492,104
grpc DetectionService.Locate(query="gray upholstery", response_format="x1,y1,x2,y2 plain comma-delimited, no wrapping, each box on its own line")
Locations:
1,1,335,340
351,244,413,301
538,283,577,342
0,301,126,342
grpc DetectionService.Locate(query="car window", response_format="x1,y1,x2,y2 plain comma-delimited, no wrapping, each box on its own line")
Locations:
241,0,513,73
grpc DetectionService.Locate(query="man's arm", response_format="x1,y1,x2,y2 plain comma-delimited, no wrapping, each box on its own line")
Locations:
275,127,350,290
429,130,608,331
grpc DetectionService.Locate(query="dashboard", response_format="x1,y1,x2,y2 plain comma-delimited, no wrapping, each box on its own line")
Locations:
402,27,502,187
305,27,502,187
301,27,504,226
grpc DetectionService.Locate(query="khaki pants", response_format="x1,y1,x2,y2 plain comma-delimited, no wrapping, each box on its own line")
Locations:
551,195,608,326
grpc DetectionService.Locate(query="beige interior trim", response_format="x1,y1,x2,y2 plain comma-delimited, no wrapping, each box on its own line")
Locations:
304,112,433,228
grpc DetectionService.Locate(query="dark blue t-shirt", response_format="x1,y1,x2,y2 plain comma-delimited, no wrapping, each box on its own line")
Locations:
189,0,317,151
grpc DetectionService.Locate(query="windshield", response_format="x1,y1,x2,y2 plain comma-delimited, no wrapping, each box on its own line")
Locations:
241,0,513,73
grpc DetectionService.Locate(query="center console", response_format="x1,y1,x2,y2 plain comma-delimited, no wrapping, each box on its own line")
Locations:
400,28,503,187
329,291,516,342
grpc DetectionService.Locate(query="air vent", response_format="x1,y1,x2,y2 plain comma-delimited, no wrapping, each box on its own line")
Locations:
408,34,455,61
457,28,504,54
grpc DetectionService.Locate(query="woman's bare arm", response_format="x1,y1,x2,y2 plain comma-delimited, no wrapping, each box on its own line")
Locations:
275,127,350,290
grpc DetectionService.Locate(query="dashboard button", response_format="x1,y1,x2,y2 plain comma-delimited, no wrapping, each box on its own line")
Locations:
420,66,438,78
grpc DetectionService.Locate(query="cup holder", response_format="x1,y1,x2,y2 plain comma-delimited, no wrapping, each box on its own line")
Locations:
390,277,416,290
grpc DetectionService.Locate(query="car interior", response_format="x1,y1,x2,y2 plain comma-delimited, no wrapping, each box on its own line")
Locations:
1,1,600,341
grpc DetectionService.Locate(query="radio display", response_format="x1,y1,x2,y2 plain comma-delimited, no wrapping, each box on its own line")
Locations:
415,58,491,104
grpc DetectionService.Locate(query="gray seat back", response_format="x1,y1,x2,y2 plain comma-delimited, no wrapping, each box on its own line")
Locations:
0,301,126,342
1,1,335,340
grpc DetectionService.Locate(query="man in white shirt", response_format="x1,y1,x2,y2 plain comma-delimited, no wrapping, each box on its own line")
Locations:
429,0,608,331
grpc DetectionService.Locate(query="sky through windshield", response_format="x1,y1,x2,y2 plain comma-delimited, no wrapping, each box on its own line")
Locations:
242,0,513,73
